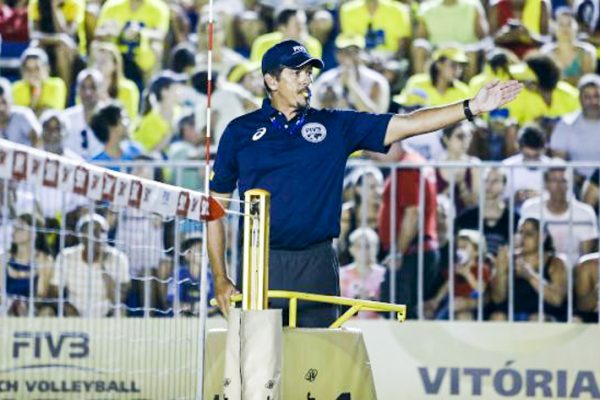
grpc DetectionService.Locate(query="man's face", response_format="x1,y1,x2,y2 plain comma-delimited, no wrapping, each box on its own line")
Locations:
42,117,63,152
80,222,105,258
111,112,130,141
79,76,100,109
545,170,568,201
267,64,313,109
580,85,600,119
521,145,543,162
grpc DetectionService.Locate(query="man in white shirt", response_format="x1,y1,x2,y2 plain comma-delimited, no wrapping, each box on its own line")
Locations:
0,78,41,146
312,34,390,113
550,74,600,178
520,166,598,266
503,124,556,210
50,214,130,317
62,69,107,159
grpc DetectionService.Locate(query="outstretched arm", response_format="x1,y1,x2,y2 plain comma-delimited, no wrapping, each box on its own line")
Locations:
384,80,523,145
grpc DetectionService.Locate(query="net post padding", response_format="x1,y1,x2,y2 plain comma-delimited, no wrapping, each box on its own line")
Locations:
242,189,270,310
222,188,282,399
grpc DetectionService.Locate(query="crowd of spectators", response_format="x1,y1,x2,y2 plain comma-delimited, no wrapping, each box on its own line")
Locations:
0,0,599,322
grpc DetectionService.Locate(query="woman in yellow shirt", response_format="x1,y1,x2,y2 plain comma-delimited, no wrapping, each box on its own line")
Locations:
28,0,85,87
395,47,471,108
89,41,140,119
11,47,67,115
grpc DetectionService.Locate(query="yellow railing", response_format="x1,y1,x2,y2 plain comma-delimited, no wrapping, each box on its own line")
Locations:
212,188,407,329
211,291,406,328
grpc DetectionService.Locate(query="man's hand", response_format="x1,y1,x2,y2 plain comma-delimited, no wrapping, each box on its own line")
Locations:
214,275,238,317
470,80,523,115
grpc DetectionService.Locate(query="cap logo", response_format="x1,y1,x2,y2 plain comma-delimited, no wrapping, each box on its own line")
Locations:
301,123,327,143
292,45,307,54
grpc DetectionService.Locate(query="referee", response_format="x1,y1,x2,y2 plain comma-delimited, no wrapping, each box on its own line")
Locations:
208,40,522,327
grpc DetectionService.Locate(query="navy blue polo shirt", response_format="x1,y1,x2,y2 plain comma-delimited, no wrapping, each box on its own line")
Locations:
210,99,392,249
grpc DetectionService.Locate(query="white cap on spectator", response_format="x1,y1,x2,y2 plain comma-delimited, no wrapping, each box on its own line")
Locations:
20,47,49,66
76,213,109,234
76,68,104,89
39,109,68,137
457,229,487,256
578,74,600,90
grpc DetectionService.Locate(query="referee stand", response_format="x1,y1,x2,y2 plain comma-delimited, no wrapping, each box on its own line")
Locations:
205,189,406,399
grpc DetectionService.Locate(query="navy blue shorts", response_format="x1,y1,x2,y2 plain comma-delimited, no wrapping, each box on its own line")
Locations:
237,241,340,328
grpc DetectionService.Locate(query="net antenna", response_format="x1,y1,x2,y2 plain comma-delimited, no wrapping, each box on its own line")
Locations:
198,0,215,396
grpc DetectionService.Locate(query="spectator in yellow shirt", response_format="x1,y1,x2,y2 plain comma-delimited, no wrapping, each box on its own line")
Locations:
394,47,471,108
339,0,411,59
250,7,322,63
28,0,85,87
11,47,67,115
133,71,184,155
89,41,140,119
506,55,580,127
413,0,487,78
94,0,170,85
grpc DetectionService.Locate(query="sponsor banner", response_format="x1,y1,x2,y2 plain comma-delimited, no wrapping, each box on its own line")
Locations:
346,320,600,400
2,318,598,399
0,318,201,400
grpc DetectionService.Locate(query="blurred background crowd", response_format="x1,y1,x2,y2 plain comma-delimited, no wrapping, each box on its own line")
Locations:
0,0,600,322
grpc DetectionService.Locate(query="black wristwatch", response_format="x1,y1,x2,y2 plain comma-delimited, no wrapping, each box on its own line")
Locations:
463,99,474,122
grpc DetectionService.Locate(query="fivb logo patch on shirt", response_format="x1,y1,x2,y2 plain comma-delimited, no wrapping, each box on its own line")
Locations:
301,123,327,143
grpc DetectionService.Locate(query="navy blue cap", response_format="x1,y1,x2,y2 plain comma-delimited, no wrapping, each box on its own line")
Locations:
261,40,324,75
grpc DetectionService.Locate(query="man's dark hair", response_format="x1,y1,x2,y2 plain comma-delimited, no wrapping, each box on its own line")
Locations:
487,49,512,75
90,102,123,144
191,70,219,95
263,66,285,94
544,165,567,182
526,55,560,91
275,7,298,27
170,44,196,74
518,124,546,149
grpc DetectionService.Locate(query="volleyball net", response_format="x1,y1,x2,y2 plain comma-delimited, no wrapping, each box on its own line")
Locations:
0,138,234,399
